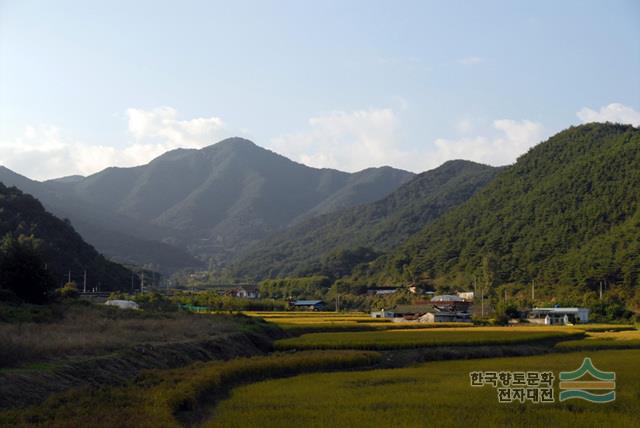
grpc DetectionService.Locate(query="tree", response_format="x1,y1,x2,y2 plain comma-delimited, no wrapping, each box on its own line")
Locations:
0,235,55,304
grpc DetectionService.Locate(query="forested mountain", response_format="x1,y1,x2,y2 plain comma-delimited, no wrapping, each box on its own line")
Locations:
233,160,500,279
363,123,640,290
0,138,413,270
0,183,135,291
0,167,200,273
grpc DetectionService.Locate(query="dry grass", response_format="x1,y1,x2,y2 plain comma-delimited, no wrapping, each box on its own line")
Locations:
0,303,258,368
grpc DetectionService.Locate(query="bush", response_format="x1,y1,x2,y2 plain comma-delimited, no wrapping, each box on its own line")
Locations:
56,282,80,299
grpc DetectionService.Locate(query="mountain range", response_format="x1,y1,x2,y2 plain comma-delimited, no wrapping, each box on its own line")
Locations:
0,138,413,271
233,159,501,279
2,124,637,293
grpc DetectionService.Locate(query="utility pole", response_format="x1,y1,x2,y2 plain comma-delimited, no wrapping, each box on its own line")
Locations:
599,281,603,301
141,271,145,294
531,280,535,302
67,270,71,284
83,270,87,293
131,271,134,292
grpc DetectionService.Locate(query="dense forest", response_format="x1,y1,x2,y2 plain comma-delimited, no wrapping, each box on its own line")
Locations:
233,160,499,279
0,183,136,298
357,123,639,292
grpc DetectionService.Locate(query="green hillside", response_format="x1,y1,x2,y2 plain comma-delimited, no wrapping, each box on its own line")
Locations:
366,123,640,290
0,183,136,292
233,160,499,279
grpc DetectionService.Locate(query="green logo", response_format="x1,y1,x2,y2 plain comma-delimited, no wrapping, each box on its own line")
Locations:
559,357,616,403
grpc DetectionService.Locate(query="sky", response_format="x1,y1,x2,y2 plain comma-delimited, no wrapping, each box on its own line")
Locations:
1,0,639,180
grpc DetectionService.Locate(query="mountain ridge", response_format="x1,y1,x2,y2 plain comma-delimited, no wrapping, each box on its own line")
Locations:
232,159,501,279
1,138,414,270
361,123,640,290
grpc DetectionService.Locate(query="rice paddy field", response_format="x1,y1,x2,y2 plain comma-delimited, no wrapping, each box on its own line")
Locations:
3,309,636,427
207,349,640,428
0,350,380,428
555,329,640,350
245,311,473,333
275,326,585,350
245,311,633,334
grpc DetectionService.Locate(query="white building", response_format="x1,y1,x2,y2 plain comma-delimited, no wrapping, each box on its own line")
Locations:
371,309,395,318
233,286,260,299
457,291,474,301
529,307,590,325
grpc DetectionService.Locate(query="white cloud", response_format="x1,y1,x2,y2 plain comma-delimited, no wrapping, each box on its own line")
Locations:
459,56,484,66
0,107,229,180
269,108,414,172
270,108,543,173
126,107,226,146
576,103,640,127
432,119,544,166
1,104,550,180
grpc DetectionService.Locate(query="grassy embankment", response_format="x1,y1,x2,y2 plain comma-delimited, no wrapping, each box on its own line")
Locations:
209,349,640,428
0,350,380,428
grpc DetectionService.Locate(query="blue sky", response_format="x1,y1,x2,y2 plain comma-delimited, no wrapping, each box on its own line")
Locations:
1,0,639,179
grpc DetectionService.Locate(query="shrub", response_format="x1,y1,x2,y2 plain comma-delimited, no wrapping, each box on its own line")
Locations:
56,282,80,299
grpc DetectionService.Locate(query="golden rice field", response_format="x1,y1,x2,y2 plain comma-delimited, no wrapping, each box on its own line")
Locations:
246,312,634,335
275,326,584,350
245,311,473,333
0,350,380,428
555,329,640,350
207,349,640,428
567,323,636,332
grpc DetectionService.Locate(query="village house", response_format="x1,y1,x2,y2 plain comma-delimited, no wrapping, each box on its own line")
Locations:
528,307,590,325
456,291,474,301
370,308,395,318
375,295,473,323
232,285,260,299
289,300,326,311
